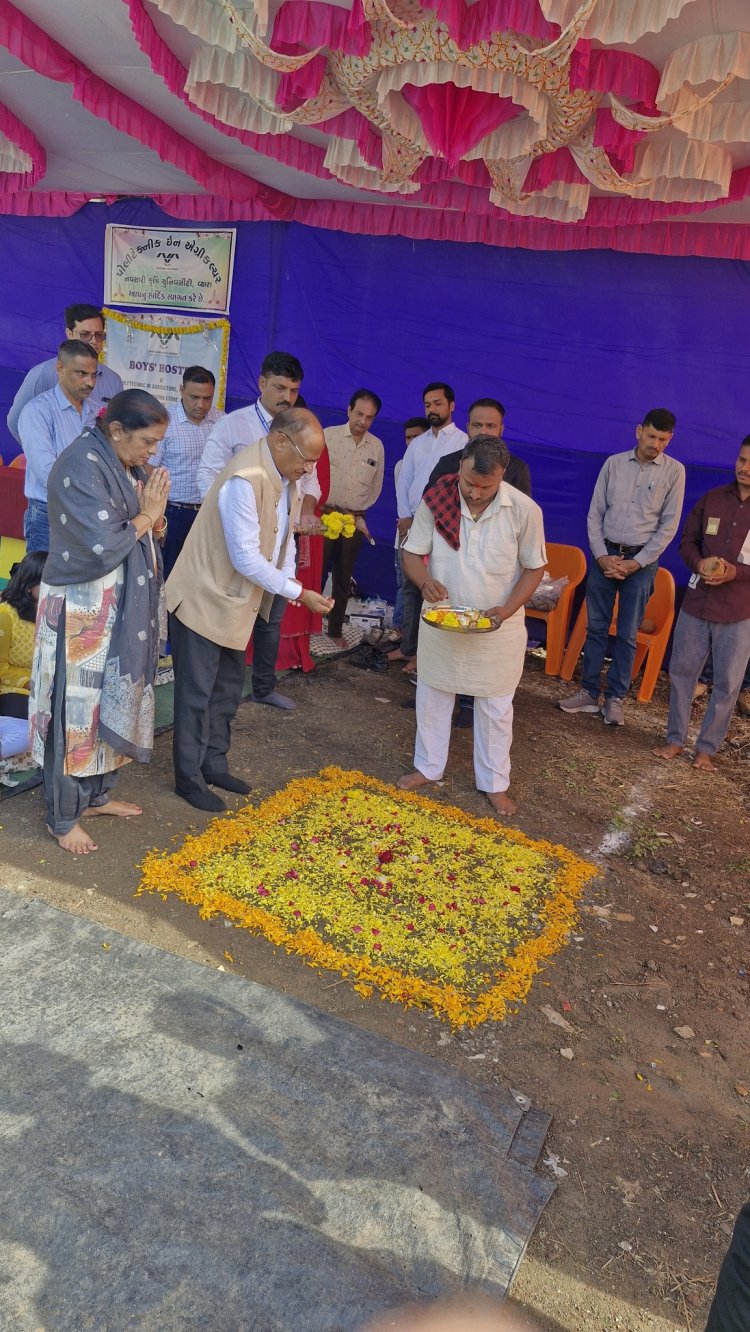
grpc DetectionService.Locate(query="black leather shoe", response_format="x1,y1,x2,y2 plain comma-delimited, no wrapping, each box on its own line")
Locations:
203,771,252,795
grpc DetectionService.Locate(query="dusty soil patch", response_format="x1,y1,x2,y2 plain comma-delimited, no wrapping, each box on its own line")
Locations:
1,653,748,1331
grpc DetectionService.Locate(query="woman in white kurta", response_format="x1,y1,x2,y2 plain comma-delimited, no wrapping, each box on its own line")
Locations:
399,438,546,814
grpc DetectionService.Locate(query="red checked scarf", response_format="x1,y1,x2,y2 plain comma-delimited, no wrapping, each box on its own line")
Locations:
423,473,461,551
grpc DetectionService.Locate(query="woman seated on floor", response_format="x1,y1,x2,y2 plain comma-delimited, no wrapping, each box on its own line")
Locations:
29,390,171,855
0,550,46,718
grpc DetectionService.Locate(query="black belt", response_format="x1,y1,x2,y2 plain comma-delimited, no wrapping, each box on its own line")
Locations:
167,501,201,511
605,540,642,558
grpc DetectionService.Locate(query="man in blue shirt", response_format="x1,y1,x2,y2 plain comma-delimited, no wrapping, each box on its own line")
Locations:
151,366,223,578
7,303,123,445
17,340,99,551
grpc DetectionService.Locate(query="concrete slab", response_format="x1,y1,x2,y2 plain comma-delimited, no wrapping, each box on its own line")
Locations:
0,886,554,1331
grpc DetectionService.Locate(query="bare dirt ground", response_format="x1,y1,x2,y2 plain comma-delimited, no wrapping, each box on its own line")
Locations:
2,651,749,1332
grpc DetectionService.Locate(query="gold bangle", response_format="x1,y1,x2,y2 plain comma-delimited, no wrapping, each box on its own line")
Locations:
154,519,168,539
138,511,154,530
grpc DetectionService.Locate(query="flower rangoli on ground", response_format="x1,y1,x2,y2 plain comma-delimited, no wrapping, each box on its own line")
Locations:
139,767,597,1027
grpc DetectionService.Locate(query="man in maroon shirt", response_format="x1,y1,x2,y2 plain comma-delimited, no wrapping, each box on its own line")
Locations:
655,436,750,771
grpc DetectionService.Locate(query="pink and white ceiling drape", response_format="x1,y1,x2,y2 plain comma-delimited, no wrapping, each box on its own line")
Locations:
1,0,750,255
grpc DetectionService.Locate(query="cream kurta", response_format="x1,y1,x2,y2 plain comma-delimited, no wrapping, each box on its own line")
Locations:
404,483,547,697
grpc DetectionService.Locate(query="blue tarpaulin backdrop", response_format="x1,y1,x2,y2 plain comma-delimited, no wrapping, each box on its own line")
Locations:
1,199,748,599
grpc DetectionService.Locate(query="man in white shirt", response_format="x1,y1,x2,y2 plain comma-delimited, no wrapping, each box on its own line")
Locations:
399,435,546,817
197,351,319,709
166,408,333,811
151,366,223,577
393,382,468,669
322,389,385,644
8,303,123,444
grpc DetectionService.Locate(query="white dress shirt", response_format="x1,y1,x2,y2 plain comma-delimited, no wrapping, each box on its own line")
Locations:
197,398,320,503
218,474,302,602
396,422,469,518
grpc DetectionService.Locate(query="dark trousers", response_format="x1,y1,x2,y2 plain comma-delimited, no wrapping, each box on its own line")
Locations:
0,692,29,718
251,594,286,698
400,553,423,659
162,503,199,580
706,1200,750,1331
323,531,364,637
581,557,657,701
170,614,246,798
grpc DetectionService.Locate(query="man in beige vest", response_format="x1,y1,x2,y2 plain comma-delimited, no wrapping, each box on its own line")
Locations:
166,408,333,811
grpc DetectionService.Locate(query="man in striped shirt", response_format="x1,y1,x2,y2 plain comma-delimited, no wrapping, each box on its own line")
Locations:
151,366,223,578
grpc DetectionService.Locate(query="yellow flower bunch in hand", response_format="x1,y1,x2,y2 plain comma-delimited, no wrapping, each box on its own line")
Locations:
321,510,356,540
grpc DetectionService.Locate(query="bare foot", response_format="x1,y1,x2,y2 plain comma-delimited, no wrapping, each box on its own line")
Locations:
47,822,98,854
82,800,143,818
328,636,345,648
692,752,717,772
386,648,409,661
653,743,683,761
401,659,417,675
484,791,518,817
397,770,436,791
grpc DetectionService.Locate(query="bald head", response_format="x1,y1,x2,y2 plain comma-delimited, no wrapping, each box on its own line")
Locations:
268,406,325,482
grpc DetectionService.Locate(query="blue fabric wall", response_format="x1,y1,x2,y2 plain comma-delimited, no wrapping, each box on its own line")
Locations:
1,198,748,599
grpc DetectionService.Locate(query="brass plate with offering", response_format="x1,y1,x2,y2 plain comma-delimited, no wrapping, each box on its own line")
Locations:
421,605,500,633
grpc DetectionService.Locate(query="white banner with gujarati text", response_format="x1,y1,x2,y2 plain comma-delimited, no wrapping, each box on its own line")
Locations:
104,225,235,312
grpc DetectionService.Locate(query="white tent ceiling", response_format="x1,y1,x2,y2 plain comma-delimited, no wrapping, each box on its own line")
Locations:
1,0,750,253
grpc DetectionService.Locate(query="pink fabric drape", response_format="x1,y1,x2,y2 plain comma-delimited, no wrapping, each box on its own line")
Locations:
426,0,559,46
0,0,292,213
570,45,659,109
593,107,646,175
316,108,383,168
2,0,749,260
0,97,45,189
276,56,328,111
141,192,750,260
0,190,95,216
402,83,519,166
525,148,588,191
271,0,371,58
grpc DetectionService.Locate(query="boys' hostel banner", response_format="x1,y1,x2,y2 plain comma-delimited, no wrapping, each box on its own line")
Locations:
104,225,236,312
103,310,230,410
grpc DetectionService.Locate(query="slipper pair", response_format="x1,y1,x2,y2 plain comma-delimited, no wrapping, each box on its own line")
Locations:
362,627,401,647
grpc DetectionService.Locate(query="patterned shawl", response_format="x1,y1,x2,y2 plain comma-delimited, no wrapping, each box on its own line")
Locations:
422,473,461,551
44,425,162,762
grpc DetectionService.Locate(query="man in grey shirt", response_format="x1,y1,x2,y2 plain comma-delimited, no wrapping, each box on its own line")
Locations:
7,303,123,444
560,408,685,726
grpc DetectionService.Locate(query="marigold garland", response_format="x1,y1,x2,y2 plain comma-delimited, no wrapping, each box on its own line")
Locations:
101,307,230,408
320,511,356,539
138,767,597,1028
